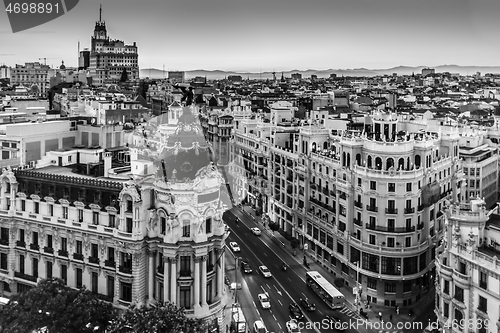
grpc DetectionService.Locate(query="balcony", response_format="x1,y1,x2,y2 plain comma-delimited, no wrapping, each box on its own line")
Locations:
417,222,424,230
404,207,415,214
29,244,40,251
365,223,415,233
354,201,362,209
88,257,100,265
330,190,336,197
385,208,398,214
417,205,425,212
179,270,192,277
14,272,37,282
353,218,362,226
310,184,317,190
366,205,378,212
119,265,132,274
0,239,8,246
366,223,375,230
322,187,329,195
105,260,116,268
73,253,84,261
58,250,68,257
44,247,54,254
16,241,26,247
453,269,471,286
339,193,347,200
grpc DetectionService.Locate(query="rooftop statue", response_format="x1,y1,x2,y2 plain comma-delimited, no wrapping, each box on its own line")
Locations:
174,83,194,106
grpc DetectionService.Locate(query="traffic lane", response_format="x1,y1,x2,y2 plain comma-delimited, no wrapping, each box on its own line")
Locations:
225,250,262,333
226,215,361,333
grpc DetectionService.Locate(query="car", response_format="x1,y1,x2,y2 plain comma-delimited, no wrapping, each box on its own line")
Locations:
258,293,271,309
229,242,241,252
286,319,301,333
258,265,272,278
288,303,304,320
253,320,268,333
326,315,345,331
240,260,252,273
299,298,315,311
250,227,262,235
224,275,230,286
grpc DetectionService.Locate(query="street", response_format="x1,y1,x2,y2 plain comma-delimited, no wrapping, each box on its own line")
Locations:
224,207,368,333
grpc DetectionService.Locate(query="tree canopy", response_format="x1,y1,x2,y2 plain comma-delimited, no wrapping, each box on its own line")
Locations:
0,278,207,333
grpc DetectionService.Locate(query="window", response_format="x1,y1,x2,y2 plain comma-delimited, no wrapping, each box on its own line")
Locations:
367,277,377,290
405,237,411,247
206,218,212,234
406,183,412,192
443,302,449,318
126,218,132,233
387,237,395,247
337,243,344,255
61,264,67,283
454,309,463,329
120,282,132,302
385,282,396,293
108,247,115,262
179,287,191,309
91,272,98,293
183,224,190,237
19,229,25,243
109,215,116,228
76,268,83,288
62,207,68,219
403,281,411,292
47,235,53,249
387,219,395,231
370,181,376,190
180,256,190,273
21,200,25,211
388,183,395,192
46,261,52,279
76,241,82,255
91,244,98,259
78,209,83,222
478,296,487,313
92,212,99,225
479,271,487,289
0,253,7,270
107,276,115,298
48,204,53,216
19,255,25,274
357,178,361,187
454,286,463,302
34,202,39,214
160,217,166,234
367,234,375,245
61,237,67,252
443,280,449,295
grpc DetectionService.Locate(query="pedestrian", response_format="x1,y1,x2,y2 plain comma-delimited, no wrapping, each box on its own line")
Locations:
379,312,382,321
396,306,400,315
390,314,393,322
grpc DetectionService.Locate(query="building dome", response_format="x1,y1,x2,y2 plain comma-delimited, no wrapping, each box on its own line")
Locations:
156,105,213,182
59,60,66,70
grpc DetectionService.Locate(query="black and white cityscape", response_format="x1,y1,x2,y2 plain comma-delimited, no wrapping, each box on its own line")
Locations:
0,1,500,333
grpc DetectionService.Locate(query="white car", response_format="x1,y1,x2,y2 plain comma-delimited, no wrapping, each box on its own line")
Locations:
250,227,262,235
229,242,241,252
286,319,301,333
258,293,271,309
258,265,272,278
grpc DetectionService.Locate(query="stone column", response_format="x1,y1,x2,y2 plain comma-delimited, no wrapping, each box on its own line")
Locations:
216,249,223,298
193,256,201,309
201,255,207,306
163,257,169,303
170,256,177,304
148,250,154,302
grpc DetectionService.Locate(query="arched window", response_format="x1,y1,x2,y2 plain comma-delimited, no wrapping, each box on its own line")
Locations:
398,158,405,170
375,157,382,170
367,156,373,168
347,153,351,168
323,142,328,150
312,142,317,152
386,158,394,170
356,154,362,166
415,155,421,169
342,152,346,167
406,157,411,170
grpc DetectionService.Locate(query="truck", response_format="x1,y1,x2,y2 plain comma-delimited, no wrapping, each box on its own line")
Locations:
231,303,247,333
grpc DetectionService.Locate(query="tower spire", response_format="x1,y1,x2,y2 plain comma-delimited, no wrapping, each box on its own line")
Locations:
99,4,102,22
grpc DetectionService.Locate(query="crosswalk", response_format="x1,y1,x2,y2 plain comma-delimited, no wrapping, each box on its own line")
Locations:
339,306,361,319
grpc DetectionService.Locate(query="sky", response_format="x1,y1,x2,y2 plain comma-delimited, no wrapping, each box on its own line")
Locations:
1,0,499,72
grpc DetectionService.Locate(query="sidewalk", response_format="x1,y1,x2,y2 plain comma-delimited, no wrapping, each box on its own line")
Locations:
238,205,435,327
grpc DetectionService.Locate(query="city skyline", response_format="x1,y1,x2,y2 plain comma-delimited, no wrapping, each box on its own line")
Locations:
1,0,500,72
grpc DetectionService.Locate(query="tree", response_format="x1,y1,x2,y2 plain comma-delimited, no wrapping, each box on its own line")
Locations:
290,238,300,250
106,302,206,333
120,68,128,83
0,278,116,333
269,222,279,234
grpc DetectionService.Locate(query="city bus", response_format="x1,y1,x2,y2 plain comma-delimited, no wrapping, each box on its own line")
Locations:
306,271,345,309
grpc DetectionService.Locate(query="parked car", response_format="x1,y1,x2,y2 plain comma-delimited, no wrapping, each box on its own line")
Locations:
288,303,304,320
250,227,262,235
258,293,271,309
240,260,252,273
229,242,241,252
299,298,315,311
286,319,301,333
258,265,272,278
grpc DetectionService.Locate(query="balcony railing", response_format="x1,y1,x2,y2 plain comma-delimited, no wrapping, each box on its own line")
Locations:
119,265,132,274
353,218,362,226
322,187,329,195
14,271,37,282
73,253,84,261
44,247,54,254
58,250,68,257
354,201,362,209
179,270,192,277
89,257,100,265
366,205,378,212
385,208,398,214
404,207,415,214
417,222,424,230
30,244,40,251
104,260,116,268
16,241,26,247
0,239,9,246
365,223,415,233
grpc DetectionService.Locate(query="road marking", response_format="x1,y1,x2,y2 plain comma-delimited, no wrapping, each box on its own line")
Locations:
252,301,257,308
277,323,282,329
261,286,267,293
273,285,282,296
266,284,271,289
288,278,292,282
278,299,283,306
318,310,323,316
273,314,277,321
302,292,307,298
263,252,267,256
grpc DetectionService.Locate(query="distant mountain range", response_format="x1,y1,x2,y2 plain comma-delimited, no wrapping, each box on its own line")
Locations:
139,65,500,80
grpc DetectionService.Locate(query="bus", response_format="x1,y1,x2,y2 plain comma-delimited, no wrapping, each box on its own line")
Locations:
306,271,345,309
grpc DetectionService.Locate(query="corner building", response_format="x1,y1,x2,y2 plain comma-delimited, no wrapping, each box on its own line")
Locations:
0,105,229,332
295,111,461,307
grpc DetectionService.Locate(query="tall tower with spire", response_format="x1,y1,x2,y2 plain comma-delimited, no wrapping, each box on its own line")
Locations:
92,4,107,42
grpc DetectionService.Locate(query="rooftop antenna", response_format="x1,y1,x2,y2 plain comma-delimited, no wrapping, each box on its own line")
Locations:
99,4,102,22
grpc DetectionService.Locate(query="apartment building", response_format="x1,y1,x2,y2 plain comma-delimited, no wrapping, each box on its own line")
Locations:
0,105,229,332
10,62,50,95
435,198,500,333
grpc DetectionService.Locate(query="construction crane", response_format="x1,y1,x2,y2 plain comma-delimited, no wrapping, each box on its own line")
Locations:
38,57,56,66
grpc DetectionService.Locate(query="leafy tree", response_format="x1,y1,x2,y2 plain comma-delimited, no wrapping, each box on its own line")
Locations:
0,278,116,333
269,222,279,233
106,302,206,333
290,238,300,250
